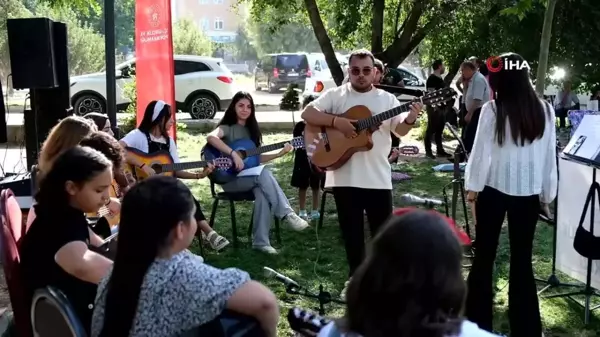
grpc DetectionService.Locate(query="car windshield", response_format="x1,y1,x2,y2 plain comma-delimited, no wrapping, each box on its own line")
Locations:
276,55,308,69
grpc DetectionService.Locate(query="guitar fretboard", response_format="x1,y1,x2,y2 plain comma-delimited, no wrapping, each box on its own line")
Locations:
244,137,303,157
161,161,209,172
355,99,421,131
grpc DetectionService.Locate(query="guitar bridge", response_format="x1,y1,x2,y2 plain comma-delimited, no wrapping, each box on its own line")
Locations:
319,127,331,152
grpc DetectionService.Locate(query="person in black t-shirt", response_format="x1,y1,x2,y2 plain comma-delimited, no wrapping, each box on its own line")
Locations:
20,146,115,333
424,59,451,159
291,95,325,220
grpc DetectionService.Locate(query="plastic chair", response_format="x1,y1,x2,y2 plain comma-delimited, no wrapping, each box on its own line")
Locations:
30,286,87,337
0,188,32,336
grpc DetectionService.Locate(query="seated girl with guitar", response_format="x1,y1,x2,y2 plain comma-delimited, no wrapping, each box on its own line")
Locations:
309,210,496,337
92,176,279,337
119,100,230,251
80,131,131,237
206,91,309,255
21,146,115,333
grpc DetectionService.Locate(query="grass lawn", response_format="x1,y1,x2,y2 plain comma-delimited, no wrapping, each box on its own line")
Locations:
176,130,599,337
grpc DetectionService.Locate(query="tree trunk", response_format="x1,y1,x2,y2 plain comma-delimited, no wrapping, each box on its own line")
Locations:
303,0,344,85
444,54,467,86
535,0,559,95
371,0,385,53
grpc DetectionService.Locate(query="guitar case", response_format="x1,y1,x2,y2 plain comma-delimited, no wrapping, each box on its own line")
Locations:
201,144,235,185
178,310,265,337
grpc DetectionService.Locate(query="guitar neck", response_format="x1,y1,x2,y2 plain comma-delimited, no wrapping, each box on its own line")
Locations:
244,140,291,157
162,161,208,172
356,99,420,131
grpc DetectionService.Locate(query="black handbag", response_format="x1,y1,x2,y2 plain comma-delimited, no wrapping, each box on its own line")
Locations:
573,182,600,259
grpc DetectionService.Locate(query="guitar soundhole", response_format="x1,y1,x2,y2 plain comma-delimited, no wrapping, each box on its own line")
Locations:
237,150,247,159
151,163,163,174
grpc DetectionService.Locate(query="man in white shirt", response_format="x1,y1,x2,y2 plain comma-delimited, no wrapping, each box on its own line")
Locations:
554,80,580,130
301,49,421,291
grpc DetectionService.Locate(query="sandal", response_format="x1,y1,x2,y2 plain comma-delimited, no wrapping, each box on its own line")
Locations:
204,231,230,251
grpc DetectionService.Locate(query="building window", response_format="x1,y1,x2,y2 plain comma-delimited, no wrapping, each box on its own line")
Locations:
214,18,224,30
213,0,224,3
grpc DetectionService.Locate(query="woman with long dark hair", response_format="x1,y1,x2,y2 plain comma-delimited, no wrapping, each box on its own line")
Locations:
119,100,230,251
20,146,115,332
206,91,309,254
317,209,497,337
91,176,279,337
464,52,557,337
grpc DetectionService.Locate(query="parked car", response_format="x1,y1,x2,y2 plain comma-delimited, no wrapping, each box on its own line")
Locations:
303,65,426,103
69,55,238,119
254,52,347,93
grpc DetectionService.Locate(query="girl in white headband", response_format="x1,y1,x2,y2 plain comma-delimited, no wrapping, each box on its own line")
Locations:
119,100,230,251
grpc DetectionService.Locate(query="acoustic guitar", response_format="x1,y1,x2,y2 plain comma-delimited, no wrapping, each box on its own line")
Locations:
304,88,457,170
202,137,305,183
125,147,233,181
86,180,121,229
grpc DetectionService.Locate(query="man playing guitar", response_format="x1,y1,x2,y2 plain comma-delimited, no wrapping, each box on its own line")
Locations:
301,49,422,297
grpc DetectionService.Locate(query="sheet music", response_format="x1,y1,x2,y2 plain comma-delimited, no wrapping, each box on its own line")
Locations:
563,115,600,163
237,165,265,177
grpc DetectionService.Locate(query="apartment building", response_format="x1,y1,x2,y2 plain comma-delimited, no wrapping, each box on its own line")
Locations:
171,0,247,43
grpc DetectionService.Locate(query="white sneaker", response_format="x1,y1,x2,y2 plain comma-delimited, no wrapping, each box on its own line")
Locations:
253,245,278,254
284,213,310,231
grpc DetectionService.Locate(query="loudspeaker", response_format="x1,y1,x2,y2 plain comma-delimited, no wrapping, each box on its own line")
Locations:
7,18,58,90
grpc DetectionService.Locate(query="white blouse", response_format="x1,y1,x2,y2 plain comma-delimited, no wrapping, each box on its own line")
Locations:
464,100,558,203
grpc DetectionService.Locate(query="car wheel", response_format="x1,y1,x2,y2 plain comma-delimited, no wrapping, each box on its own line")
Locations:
255,78,262,91
188,94,218,120
73,94,105,116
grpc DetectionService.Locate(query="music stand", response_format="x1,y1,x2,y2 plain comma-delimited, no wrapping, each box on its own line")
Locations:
544,155,600,324
441,122,472,240
535,150,581,296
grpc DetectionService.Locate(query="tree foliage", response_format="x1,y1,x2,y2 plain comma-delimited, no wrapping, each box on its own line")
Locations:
247,8,320,55
248,0,461,85
172,18,213,56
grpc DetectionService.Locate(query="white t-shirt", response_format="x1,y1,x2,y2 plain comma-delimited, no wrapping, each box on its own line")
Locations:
309,83,404,190
317,320,500,337
120,129,180,163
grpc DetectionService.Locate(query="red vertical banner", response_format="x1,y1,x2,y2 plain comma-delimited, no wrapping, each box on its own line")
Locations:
135,0,177,141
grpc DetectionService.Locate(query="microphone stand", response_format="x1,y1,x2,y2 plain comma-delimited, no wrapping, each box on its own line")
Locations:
285,284,345,316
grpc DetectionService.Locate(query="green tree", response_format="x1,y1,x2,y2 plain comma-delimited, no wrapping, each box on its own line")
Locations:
172,18,213,56
247,10,321,55
280,84,301,111
250,0,460,85
233,23,258,61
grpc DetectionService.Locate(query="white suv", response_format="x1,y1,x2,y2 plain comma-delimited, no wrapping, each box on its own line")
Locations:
69,55,238,119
